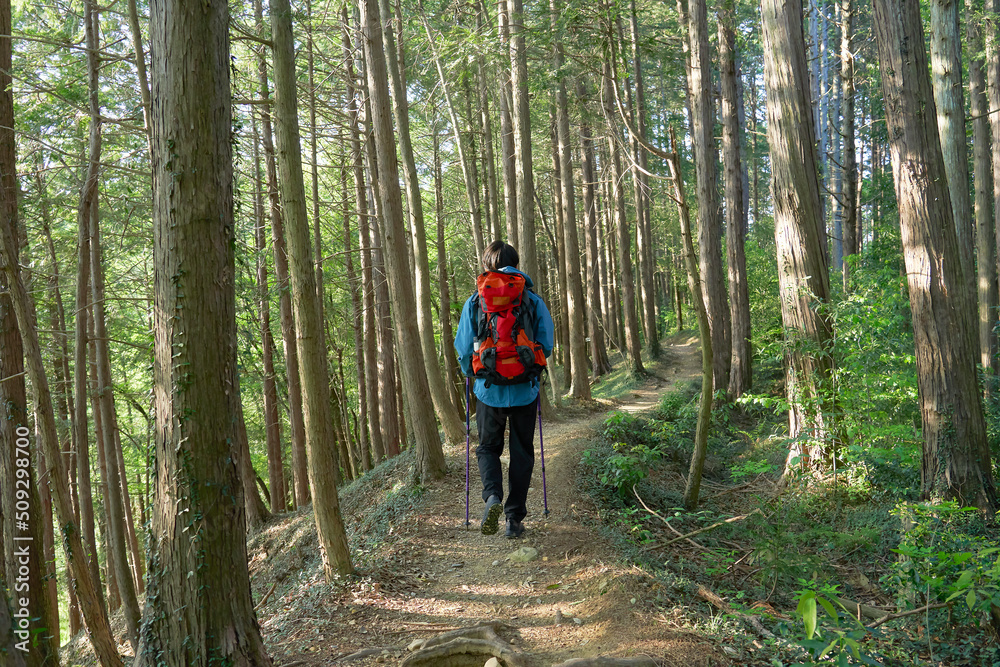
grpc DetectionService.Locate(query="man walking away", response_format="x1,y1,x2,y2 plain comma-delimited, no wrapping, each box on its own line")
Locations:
455,241,554,538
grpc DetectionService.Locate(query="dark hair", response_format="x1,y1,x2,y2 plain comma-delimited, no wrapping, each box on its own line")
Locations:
482,241,519,272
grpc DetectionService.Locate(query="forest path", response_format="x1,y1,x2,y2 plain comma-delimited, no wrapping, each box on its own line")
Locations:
316,336,728,666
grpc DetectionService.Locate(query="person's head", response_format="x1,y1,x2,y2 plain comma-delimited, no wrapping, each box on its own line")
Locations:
482,241,519,272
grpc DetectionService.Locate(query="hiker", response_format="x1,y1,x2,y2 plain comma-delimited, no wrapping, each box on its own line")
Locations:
455,241,554,538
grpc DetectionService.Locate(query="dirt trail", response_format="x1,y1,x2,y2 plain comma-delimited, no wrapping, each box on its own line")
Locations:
292,338,728,666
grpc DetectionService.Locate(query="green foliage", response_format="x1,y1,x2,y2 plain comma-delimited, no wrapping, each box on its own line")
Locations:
788,584,881,667
885,502,1000,629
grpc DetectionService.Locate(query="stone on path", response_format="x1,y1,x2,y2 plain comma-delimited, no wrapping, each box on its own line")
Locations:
508,546,539,563
484,658,501,667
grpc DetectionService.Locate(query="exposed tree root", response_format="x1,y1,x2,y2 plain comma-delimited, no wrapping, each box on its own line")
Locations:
550,658,659,666
401,622,532,667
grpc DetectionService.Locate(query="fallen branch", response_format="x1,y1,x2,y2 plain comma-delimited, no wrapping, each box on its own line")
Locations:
635,488,761,552
868,601,951,629
696,586,775,640
254,581,278,611
834,597,893,622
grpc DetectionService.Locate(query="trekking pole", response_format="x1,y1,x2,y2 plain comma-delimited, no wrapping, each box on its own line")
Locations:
465,378,471,529
537,395,550,517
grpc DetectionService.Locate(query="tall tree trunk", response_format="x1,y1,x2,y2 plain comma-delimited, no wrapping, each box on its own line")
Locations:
254,0,309,508
89,168,141,647
137,0,274,657
270,0,353,577
761,0,838,468
72,172,103,620
381,5,467,446
0,6,117,658
552,0,590,399
666,128,714,511
498,0,518,245
342,152,372,474
930,0,976,303
603,60,644,375
477,0,501,241
986,1,1000,386
719,0,751,399
252,112,286,511
840,0,858,291
688,0,731,393
361,0,447,482
510,0,538,280
420,9,486,262
970,0,995,378
624,3,660,360
114,428,144,594
343,8,385,466
435,128,463,413
577,79,613,377
875,0,999,510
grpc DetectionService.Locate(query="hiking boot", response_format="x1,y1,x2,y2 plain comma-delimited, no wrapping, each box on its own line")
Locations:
505,519,525,539
481,495,503,535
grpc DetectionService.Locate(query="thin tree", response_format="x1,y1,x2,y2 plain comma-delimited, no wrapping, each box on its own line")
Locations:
839,0,859,291
552,0,590,399
761,0,838,468
969,0,995,377
254,0,308,507
270,0,353,577
361,0,447,482
510,0,538,279
342,6,385,466
719,0,751,399
666,128,713,511
602,56,644,375
688,0,730,393
874,0,999,510
577,79,613,377
0,15,119,659
252,112,286,511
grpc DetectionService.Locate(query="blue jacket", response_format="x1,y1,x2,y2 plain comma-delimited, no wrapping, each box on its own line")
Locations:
454,267,554,408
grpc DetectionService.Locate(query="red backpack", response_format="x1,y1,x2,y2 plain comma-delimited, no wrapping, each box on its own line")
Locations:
471,271,547,386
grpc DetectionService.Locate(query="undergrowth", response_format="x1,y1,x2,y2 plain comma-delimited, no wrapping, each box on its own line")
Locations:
580,373,1000,667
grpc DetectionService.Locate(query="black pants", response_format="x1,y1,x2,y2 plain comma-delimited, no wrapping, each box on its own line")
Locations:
476,401,537,523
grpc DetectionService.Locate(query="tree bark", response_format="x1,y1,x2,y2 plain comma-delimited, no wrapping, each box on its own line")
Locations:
930,0,976,303
840,0,858,291
625,3,660,360
969,0,995,377
666,129,714,511
719,0,751,399
89,162,141,647
361,0,446,482
343,8,384,467
254,0,309,508
552,0,590,399
603,59,644,375
874,0,999,510
761,0,838,467
0,14,118,658
252,111,286,511
510,0,538,280
138,0,274,657
688,0,730,393
270,0,353,576
435,128,463,413
409,10,482,441
577,79,612,377
497,0,518,247
420,10,486,262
